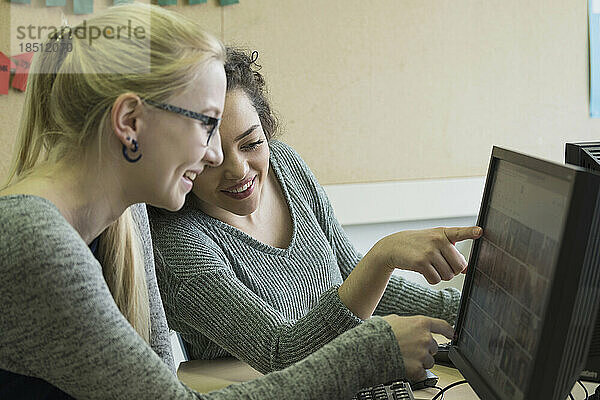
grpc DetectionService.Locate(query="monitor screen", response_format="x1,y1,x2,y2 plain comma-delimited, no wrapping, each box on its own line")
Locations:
455,158,572,399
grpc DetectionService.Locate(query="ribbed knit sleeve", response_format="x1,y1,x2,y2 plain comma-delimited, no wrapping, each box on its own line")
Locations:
271,141,461,324
0,195,406,400
149,215,363,374
200,317,406,400
373,275,461,323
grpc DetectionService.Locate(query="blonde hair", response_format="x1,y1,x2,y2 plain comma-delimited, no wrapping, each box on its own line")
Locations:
4,3,225,342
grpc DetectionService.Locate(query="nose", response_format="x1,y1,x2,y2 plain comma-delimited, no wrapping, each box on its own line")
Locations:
203,129,224,168
223,146,250,180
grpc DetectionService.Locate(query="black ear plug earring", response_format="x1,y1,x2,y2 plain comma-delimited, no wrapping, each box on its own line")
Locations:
122,137,142,163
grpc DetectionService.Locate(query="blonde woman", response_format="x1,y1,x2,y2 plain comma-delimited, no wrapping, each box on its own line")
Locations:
0,4,452,399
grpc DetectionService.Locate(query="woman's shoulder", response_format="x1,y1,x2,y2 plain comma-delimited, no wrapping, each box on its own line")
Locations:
269,140,319,187
0,193,60,215
146,203,229,265
0,194,77,243
0,194,95,275
146,203,192,224
269,139,307,167
146,203,204,238
269,140,329,213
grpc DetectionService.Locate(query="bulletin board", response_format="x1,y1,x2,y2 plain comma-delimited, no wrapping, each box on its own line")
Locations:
1,0,598,186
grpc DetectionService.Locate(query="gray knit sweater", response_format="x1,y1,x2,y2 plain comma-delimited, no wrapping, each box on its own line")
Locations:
149,140,460,374
0,194,406,399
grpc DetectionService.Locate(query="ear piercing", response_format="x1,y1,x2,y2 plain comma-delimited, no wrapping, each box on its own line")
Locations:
122,137,142,163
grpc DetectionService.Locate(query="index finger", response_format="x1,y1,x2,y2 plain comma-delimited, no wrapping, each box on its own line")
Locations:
427,317,454,340
444,226,483,244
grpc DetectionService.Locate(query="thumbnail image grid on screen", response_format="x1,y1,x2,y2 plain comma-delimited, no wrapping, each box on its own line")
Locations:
457,160,570,399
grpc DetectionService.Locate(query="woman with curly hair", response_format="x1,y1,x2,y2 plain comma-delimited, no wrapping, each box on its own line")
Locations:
149,47,478,380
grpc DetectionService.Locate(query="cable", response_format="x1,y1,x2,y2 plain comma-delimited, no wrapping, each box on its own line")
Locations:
430,379,592,400
432,386,445,400
431,380,468,400
578,380,589,400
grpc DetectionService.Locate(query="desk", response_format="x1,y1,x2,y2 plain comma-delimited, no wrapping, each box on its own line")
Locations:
177,357,263,393
178,358,599,399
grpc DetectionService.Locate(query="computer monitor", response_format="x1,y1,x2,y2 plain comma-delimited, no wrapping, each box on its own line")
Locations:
565,141,600,382
449,146,600,400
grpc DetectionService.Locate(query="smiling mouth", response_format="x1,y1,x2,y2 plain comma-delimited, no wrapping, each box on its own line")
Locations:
222,176,256,194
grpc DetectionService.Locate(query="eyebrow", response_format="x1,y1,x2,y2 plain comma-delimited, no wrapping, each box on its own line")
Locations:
234,124,260,142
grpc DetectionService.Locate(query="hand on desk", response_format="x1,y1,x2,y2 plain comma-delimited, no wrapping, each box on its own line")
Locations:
370,226,483,284
382,315,454,382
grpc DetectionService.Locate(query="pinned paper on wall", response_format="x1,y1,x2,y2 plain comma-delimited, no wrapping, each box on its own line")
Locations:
11,53,34,92
0,52,10,95
590,0,600,117
158,0,177,5
10,0,30,4
74,0,93,14
219,0,238,5
46,0,66,6
189,0,207,4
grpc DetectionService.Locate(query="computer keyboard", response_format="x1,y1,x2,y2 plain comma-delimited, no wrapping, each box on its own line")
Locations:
352,381,415,400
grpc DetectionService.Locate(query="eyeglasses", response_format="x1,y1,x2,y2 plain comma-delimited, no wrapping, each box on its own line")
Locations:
143,98,221,145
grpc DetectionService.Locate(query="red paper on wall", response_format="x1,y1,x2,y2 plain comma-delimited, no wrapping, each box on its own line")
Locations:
0,52,10,95
11,52,34,92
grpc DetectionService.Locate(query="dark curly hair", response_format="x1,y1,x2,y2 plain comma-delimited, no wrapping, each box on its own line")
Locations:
224,47,278,140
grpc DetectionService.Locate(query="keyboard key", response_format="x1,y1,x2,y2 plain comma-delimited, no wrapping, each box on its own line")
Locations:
352,381,415,400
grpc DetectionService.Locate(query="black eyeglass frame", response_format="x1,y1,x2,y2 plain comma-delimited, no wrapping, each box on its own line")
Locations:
143,98,220,145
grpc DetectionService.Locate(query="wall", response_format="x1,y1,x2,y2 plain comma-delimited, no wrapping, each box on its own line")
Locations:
1,0,598,188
